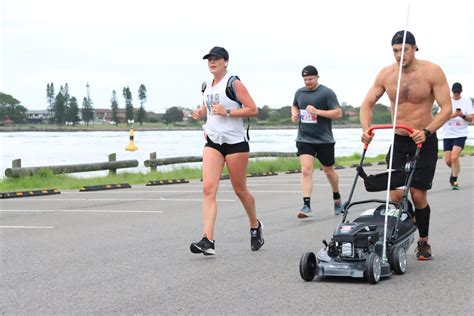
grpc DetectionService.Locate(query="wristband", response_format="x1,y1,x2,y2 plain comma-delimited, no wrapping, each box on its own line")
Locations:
461,114,466,119
422,128,432,138
226,109,231,117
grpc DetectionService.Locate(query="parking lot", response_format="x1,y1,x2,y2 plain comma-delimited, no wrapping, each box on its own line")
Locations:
1,157,472,314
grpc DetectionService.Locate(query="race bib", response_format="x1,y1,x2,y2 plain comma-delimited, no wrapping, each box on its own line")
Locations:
300,109,318,124
447,119,465,128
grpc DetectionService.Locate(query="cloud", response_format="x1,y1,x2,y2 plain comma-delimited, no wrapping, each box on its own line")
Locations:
2,0,472,112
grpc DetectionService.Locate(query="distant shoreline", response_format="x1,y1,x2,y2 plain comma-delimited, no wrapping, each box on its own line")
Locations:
0,124,362,132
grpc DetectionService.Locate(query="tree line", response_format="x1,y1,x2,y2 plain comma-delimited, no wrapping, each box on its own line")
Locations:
0,86,394,127
45,83,149,126
0,92,27,123
151,103,393,126
5,85,463,126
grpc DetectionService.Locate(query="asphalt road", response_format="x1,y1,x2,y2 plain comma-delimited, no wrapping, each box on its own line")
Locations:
1,156,473,314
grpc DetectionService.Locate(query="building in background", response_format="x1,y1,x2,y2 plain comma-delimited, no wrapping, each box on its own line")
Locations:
25,110,51,124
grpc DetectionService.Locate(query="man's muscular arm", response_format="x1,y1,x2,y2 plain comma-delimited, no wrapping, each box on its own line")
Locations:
408,64,452,144
424,64,452,134
360,70,386,143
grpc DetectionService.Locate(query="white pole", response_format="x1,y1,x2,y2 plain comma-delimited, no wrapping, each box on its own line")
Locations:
382,0,412,263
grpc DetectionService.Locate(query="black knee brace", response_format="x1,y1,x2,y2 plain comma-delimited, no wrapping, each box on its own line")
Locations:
415,205,431,238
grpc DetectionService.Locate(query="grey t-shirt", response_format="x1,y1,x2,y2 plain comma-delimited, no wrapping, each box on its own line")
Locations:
293,84,340,144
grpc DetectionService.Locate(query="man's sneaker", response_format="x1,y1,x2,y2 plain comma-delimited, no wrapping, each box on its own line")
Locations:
190,236,215,256
250,220,264,251
452,181,460,190
297,205,313,218
449,174,459,189
334,200,344,215
415,240,432,260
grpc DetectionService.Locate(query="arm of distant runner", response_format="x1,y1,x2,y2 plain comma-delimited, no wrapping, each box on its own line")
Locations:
308,107,342,119
200,101,207,117
462,114,473,123
192,101,207,120
464,100,474,123
233,80,258,118
291,103,300,123
306,88,343,119
460,102,473,123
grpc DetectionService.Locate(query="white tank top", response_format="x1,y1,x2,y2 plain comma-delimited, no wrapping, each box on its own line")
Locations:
203,72,246,145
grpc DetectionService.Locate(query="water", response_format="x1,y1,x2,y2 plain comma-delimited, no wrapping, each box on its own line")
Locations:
1,127,473,178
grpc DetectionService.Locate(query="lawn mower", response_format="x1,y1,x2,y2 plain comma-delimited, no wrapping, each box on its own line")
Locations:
299,124,420,284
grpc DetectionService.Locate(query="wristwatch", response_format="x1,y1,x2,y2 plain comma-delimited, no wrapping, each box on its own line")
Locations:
422,128,432,138
226,109,231,117
461,114,466,119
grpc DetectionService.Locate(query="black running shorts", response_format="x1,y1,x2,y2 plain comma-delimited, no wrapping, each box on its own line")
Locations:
443,137,467,151
386,133,438,190
296,142,335,167
205,136,249,157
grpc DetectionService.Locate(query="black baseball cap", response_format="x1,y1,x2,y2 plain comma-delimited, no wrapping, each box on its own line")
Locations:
391,30,419,51
302,65,318,77
203,46,229,60
452,82,462,93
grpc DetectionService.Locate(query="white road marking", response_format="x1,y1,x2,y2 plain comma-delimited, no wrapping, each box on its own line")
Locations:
0,198,236,202
57,185,352,195
0,209,164,213
0,225,54,229
158,198,235,202
64,190,237,193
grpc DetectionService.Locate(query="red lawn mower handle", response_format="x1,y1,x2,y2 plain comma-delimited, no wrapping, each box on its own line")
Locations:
364,124,422,150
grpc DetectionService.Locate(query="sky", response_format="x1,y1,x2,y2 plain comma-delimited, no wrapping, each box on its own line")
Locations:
1,0,472,113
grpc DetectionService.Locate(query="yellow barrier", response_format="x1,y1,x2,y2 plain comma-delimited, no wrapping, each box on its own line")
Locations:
125,128,138,151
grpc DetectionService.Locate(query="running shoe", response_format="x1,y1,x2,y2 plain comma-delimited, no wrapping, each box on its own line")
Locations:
297,205,313,218
190,236,215,256
451,181,460,190
250,220,264,251
334,200,344,215
415,240,432,260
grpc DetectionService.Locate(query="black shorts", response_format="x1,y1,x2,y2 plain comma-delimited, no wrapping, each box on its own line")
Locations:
296,142,335,166
443,137,467,151
387,134,438,191
205,136,249,157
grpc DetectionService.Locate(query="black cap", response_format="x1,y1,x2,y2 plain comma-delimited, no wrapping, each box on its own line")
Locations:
302,65,318,77
452,82,462,93
203,46,229,60
391,30,419,51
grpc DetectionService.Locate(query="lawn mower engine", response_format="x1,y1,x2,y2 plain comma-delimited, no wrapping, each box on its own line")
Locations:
327,222,381,260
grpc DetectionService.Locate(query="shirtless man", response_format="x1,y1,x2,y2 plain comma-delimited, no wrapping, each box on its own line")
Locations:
360,31,452,260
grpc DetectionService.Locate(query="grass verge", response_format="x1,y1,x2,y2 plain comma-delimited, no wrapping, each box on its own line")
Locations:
1,146,473,192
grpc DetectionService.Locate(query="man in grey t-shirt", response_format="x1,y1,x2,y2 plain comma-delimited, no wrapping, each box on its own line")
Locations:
291,65,344,218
